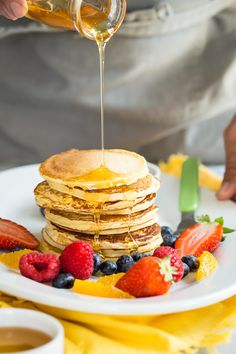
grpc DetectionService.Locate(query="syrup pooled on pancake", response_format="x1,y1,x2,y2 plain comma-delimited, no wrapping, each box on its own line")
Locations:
40,149,149,189
36,149,161,259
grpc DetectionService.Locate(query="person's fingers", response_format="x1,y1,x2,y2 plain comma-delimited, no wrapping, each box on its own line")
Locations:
0,0,28,20
217,115,236,201
0,4,17,19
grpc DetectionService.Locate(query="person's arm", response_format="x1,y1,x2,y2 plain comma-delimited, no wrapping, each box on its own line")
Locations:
217,115,236,201
0,0,27,20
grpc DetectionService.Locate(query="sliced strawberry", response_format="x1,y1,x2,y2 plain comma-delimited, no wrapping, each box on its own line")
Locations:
175,222,223,258
0,219,39,250
115,256,174,298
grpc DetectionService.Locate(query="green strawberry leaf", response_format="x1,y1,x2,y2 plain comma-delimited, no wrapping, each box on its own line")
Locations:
221,236,226,242
215,217,224,226
223,227,235,234
197,215,211,223
197,215,235,237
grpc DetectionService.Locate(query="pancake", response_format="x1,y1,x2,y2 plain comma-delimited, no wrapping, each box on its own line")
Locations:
37,149,162,259
34,180,157,215
41,222,162,259
39,237,60,256
40,149,149,190
45,205,159,234
48,174,159,202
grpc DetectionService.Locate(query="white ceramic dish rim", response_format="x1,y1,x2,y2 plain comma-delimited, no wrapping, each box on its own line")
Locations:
0,164,235,316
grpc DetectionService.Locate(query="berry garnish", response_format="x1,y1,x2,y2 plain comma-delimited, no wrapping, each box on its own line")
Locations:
153,246,184,282
11,246,26,252
161,226,179,247
132,252,149,262
40,208,45,217
182,263,190,278
116,256,174,298
175,215,234,258
93,253,103,275
0,246,26,254
60,241,94,280
100,261,117,275
52,272,75,289
181,256,200,272
116,255,134,273
0,218,39,250
19,253,60,283
132,252,143,262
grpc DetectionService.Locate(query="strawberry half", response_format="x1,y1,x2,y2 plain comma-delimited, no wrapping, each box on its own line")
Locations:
0,218,39,250
115,256,174,298
175,215,234,258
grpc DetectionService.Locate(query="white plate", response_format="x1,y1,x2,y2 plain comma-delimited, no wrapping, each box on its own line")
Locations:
0,164,235,315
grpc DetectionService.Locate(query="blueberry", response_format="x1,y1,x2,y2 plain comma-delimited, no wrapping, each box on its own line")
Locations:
161,226,178,247
182,263,190,278
132,253,149,262
118,262,134,273
12,246,26,252
161,226,173,235
52,273,75,289
116,255,135,273
40,207,45,217
181,256,200,272
0,246,25,253
132,252,143,262
93,253,103,275
100,261,117,275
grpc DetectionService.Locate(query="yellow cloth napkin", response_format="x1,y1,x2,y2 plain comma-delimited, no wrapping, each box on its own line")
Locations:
1,292,236,354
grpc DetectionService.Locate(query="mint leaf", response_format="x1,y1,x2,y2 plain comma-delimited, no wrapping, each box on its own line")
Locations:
223,227,235,234
215,217,224,226
197,215,211,223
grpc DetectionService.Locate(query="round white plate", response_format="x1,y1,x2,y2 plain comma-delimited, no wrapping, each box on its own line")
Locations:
0,164,235,315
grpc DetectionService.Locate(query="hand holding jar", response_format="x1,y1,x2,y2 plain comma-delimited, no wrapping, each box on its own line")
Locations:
0,0,27,20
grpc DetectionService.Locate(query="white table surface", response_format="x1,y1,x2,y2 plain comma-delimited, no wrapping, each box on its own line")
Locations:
0,164,235,353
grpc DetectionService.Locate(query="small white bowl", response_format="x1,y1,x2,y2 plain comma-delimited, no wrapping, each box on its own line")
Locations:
0,308,64,354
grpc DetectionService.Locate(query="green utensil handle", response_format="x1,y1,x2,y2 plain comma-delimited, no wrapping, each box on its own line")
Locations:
179,157,200,213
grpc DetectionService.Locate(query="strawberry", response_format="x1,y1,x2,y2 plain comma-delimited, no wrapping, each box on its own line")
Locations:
115,256,174,298
0,218,39,250
175,215,234,258
153,246,184,282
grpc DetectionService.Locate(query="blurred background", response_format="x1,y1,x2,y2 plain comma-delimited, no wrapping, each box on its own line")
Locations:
0,0,236,168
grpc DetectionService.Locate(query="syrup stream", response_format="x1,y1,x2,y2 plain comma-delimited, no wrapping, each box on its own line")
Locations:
98,41,106,166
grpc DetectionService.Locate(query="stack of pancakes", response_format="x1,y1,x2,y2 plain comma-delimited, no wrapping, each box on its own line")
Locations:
35,149,162,259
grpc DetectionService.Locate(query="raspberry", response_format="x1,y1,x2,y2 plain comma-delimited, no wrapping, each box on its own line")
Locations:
153,246,184,282
153,246,177,258
60,241,94,280
19,253,60,283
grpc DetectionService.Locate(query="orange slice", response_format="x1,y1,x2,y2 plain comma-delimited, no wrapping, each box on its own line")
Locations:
98,273,125,286
0,249,33,270
159,154,222,192
196,251,218,281
73,277,133,298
